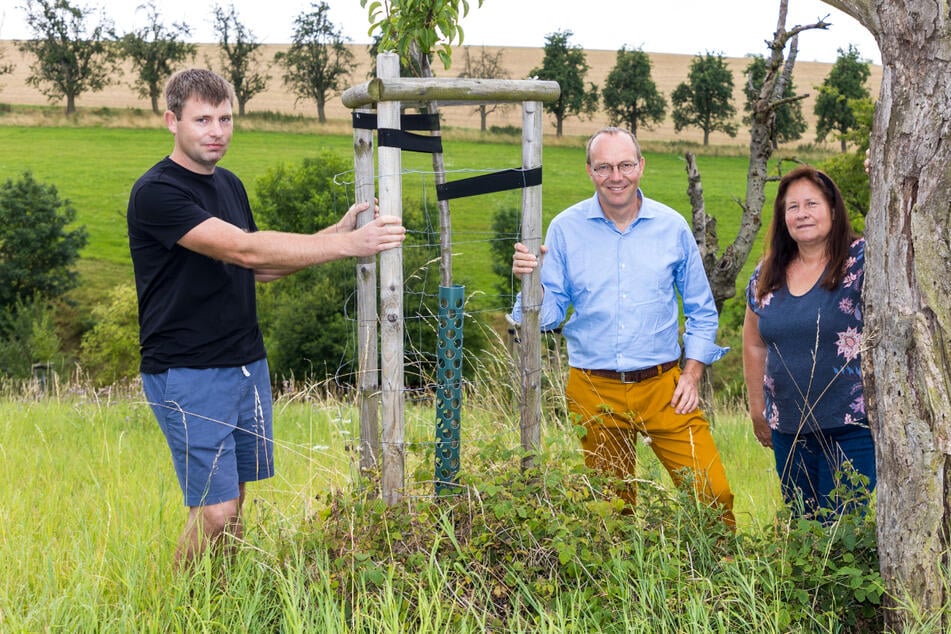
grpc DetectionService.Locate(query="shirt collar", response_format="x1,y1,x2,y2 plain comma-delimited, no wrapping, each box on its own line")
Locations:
585,190,655,224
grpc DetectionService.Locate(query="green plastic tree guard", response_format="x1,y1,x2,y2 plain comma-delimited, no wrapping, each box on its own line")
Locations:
435,284,464,495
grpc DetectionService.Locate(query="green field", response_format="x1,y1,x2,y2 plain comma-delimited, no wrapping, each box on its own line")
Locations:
0,373,896,631
0,125,774,315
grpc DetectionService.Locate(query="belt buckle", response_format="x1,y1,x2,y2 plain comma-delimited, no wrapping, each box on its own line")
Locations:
619,370,637,384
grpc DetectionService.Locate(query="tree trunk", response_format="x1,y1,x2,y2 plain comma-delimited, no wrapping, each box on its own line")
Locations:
685,1,823,424
687,1,822,310
317,94,327,124
416,54,453,288
823,1,951,628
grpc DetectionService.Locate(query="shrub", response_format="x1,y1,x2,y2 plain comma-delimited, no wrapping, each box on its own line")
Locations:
488,124,520,136
79,283,140,386
0,297,64,378
0,172,88,312
293,436,741,630
287,432,884,631
769,471,883,632
254,151,490,384
820,150,869,234
489,203,520,300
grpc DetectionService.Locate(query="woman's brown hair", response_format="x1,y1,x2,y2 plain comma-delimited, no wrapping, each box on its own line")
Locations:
755,165,859,302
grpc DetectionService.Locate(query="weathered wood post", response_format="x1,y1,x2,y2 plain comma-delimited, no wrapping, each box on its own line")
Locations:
342,73,559,497
376,53,405,506
353,106,380,476
519,100,544,470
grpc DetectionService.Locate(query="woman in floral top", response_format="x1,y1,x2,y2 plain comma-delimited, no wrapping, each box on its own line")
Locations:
743,165,875,516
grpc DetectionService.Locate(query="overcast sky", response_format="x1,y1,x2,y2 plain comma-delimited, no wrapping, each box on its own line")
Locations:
0,0,881,65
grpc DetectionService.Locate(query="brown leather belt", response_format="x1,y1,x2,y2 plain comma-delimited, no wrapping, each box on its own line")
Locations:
581,360,679,384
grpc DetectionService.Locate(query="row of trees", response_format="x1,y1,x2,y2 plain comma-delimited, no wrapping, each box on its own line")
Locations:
7,0,352,121
4,0,873,148
532,29,872,148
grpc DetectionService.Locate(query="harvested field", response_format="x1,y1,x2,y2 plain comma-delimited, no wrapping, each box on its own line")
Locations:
0,41,881,145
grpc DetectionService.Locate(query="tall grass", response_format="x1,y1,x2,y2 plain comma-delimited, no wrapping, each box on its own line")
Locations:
0,362,903,632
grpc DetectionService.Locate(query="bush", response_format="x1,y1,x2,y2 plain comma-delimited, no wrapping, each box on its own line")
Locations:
489,204,521,300
79,283,140,386
289,435,884,631
0,297,64,379
254,151,490,385
295,435,738,630
766,471,883,632
488,125,521,136
820,150,869,234
0,172,87,312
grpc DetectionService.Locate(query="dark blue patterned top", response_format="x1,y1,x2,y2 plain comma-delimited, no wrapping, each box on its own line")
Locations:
746,239,866,434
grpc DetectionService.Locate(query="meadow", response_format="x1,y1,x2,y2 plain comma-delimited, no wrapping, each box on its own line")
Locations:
0,370,892,632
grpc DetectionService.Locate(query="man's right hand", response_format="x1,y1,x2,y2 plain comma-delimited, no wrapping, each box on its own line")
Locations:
512,241,546,276
349,215,405,257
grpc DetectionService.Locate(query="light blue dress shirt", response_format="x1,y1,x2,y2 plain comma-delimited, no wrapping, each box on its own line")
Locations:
511,192,728,371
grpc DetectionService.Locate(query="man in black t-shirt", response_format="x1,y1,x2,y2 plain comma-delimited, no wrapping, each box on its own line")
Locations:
128,68,405,570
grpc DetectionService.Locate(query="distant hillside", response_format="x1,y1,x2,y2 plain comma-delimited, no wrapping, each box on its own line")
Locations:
0,41,882,145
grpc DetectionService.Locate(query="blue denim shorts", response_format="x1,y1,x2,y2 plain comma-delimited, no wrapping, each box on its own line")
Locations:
142,358,274,507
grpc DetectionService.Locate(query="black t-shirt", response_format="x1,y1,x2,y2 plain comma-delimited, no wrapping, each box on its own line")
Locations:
127,157,266,373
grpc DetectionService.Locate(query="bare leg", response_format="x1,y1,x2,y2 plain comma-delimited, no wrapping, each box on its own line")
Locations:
175,483,247,570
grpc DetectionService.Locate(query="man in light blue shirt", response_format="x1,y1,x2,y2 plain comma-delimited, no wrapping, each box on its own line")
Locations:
512,127,735,527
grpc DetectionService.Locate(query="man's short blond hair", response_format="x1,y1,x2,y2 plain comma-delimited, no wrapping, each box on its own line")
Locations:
165,68,235,120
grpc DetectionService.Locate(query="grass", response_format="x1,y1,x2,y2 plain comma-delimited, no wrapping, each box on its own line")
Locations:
1,110,893,629
0,374,784,631
0,364,911,631
0,379,356,630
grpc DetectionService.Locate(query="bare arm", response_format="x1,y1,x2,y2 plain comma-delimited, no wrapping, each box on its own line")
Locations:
177,201,405,281
742,306,772,448
252,201,388,282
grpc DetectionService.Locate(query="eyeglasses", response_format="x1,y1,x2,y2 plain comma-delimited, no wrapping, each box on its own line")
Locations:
590,160,640,177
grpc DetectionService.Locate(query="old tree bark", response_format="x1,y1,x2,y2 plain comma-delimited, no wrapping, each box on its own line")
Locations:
687,2,825,413
688,3,825,311
823,0,951,626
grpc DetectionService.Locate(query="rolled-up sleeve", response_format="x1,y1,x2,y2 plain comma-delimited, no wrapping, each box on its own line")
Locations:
677,229,729,365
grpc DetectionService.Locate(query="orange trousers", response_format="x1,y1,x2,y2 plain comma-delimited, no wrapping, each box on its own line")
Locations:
566,366,736,528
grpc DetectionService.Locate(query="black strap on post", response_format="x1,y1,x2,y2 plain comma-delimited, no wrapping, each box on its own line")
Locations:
436,167,543,201
351,111,441,132
400,113,441,131
378,128,444,154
